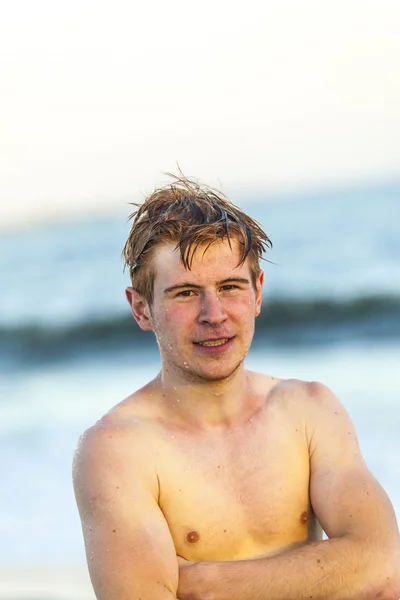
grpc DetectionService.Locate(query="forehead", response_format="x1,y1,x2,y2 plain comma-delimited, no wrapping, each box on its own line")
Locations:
152,239,251,289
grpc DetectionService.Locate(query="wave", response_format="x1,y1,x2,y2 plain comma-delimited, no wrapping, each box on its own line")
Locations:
1,294,400,369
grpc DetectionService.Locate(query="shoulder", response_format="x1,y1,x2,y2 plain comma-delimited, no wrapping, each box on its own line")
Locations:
267,377,354,439
249,370,342,411
292,379,351,424
73,395,161,511
280,380,361,460
274,377,343,409
74,379,163,465
251,371,333,397
73,402,158,470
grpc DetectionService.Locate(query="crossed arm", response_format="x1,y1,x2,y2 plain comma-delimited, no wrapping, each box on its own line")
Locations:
178,385,400,600
178,480,399,600
73,385,400,600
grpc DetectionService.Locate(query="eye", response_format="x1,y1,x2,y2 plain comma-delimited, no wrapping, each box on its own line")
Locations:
221,284,238,291
176,290,196,297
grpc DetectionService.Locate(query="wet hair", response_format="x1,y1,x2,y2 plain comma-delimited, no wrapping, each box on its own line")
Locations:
122,173,272,304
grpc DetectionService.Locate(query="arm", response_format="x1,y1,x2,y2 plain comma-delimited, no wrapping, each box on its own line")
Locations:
178,383,400,600
73,422,179,600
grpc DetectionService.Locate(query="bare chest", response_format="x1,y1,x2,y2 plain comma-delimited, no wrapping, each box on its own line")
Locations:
156,416,318,560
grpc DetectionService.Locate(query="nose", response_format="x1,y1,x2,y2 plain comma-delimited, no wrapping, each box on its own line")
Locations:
198,293,228,325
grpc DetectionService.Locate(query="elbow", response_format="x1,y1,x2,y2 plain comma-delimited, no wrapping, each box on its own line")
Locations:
357,536,400,600
369,552,400,600
385,544,400,600
376,583,400,600
385,565,400,600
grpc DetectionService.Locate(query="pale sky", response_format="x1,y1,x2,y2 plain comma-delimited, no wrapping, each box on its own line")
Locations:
1,0,399,228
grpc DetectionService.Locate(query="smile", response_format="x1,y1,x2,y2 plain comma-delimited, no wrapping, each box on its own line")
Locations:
196,338,230,347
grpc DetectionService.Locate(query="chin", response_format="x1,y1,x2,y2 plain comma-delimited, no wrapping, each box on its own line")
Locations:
184,361,244,383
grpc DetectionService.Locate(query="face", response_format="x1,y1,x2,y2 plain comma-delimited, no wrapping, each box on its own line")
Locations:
126,239,263,384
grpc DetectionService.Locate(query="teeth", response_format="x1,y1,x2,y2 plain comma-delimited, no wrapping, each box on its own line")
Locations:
198,338,229,347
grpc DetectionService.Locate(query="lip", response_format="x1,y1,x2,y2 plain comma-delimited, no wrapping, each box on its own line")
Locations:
193,336,234,353
195,337,231,343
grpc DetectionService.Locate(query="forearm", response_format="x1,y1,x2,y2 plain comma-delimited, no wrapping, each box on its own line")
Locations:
92,581,178,600
179,537,397,600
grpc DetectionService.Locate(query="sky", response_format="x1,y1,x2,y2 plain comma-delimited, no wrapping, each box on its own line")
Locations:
1,0,399,229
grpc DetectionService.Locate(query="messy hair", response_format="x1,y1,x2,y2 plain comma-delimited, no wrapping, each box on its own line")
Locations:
122,174,272,304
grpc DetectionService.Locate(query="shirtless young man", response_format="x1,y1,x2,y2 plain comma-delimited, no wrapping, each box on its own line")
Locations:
73,176,400,600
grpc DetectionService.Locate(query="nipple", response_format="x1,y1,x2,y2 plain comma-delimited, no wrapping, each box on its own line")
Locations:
300,511,309,525
186,530,200,543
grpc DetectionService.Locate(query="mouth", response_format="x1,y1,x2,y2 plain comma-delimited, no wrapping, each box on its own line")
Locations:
195,337,232,347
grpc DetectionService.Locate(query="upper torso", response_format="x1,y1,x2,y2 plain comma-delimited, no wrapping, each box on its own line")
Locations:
103,373,323,562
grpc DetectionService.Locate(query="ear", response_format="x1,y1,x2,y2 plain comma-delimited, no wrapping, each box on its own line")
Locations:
254,271,264,317
125,287,153,331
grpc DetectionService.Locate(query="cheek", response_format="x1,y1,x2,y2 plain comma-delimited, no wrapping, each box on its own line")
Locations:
228,295,256,315
155,306,191,330
165,307,183,325
229,299,258,332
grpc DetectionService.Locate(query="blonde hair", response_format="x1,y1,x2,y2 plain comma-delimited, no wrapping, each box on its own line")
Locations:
122,174,272,304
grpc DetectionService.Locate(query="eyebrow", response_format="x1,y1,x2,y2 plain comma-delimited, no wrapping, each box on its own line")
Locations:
163,277,251,294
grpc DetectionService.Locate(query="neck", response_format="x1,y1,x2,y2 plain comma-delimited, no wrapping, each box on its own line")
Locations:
154,365,258,430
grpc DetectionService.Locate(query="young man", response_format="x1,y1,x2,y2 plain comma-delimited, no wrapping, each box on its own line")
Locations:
73,175,400,600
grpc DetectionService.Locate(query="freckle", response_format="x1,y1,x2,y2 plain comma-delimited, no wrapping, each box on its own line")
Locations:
223,529,227,533
116,486,120,489
317,559,320,563
300,511,308,524
187,530,200,543
112,529,116,533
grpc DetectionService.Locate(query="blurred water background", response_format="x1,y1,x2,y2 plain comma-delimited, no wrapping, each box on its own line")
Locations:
1,180,399,584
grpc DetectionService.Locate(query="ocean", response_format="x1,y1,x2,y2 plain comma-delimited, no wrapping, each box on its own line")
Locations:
1,181,399,597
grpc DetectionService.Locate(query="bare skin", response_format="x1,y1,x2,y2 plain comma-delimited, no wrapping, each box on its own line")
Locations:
73,240,400,600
